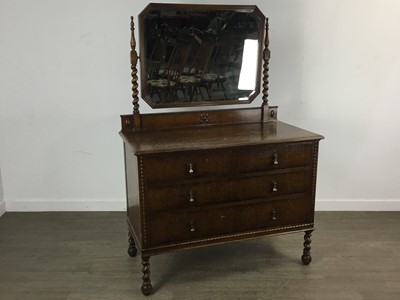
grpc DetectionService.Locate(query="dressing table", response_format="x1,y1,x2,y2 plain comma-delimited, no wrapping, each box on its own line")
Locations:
120,4,323,295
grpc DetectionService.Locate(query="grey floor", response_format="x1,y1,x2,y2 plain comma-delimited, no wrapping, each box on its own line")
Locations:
0,212,399,300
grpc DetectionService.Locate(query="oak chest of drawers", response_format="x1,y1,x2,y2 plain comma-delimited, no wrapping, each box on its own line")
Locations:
120,119,323,295
121,4,323,295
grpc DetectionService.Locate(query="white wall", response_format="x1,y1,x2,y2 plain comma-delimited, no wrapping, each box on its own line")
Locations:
0,0,399,212
0,169,5,216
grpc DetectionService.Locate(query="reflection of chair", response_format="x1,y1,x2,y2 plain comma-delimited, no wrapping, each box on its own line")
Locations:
210,34,237,98
196,34,235,100
148,43,189,103
178,36,215,101
146,33,170,80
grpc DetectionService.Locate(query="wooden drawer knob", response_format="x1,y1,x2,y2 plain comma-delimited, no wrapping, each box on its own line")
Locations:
273,153,279,165
271,209,277,221
188,163,194,174
189,191,195,203
190,220,196,232
272,181,278,192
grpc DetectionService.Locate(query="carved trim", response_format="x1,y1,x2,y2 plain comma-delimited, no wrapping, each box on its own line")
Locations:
199,113,209,124
138,156,147,247
120,114,134,132
269,106,278,120
311,141,319,205
146,223,314,251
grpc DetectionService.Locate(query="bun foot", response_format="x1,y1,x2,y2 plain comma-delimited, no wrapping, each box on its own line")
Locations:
301,253,312,265
301,230,313,265
141,283,153,296
128,232,137,257
128,244,137,257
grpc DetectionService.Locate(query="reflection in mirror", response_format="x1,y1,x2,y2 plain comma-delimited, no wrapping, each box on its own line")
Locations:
139,5,265,107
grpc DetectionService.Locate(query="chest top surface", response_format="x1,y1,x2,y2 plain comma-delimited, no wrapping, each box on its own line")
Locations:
120,121,323,155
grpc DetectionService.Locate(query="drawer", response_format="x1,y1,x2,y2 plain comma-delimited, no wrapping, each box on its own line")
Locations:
146,169,313,213
147,197,314,247
142,142,314,183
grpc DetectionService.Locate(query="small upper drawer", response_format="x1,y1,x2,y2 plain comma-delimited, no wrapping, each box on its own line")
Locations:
142,142,314,183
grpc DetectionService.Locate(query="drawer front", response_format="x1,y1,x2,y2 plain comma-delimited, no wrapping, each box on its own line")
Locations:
143,142,314,183
146,169,312,213
147,197,314,247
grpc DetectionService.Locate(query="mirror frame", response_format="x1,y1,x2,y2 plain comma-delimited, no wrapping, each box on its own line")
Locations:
138,3,266,108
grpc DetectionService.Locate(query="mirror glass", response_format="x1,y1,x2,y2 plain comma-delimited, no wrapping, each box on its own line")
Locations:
139,4,265,108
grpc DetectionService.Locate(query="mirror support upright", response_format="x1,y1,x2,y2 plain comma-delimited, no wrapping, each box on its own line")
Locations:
130,16,141,130
262,18,271,123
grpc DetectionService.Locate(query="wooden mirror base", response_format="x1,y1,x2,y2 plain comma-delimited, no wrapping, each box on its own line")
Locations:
121,106,278,132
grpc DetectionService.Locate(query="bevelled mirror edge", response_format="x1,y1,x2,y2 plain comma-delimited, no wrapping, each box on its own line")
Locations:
137,3,266,109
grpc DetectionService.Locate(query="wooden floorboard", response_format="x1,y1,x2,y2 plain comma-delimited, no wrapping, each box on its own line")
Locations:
0,212,399,300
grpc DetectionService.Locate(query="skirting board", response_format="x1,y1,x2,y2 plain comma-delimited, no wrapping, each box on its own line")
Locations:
0,200,6,217
316,199,400,211
6,199,126,212
4,199,400,212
